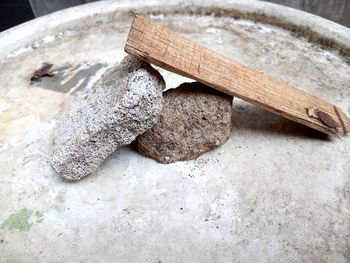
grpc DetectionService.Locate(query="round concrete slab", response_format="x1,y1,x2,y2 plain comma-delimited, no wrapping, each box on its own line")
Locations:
0,0,349,262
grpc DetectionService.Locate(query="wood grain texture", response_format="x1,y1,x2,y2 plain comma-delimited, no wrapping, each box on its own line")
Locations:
125,13,350,137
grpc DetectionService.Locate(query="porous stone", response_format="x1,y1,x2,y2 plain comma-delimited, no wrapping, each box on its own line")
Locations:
137,82,233,164
51,55,165,180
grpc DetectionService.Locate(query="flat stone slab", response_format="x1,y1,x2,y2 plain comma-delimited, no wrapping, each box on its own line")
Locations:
137,82,233,163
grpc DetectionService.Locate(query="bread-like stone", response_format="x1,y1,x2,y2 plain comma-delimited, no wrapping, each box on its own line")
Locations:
51,55,164,180
137,82,233,164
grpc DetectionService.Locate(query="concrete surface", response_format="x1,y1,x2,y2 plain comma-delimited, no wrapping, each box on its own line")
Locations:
0,0,349,262
28,0,350,29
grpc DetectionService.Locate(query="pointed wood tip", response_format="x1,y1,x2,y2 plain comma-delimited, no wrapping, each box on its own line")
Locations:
128,9,140,16
334,106,350,135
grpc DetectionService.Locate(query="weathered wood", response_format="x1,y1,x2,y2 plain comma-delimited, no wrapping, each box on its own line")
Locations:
125,13,350,137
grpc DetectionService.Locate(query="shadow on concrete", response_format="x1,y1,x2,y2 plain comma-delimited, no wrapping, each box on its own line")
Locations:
231,102,330,141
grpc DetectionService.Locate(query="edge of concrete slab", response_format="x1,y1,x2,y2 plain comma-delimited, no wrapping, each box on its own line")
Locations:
0,0,349,60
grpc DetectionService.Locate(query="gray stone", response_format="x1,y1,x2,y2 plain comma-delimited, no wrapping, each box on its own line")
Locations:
51,55,165,180
137,82,233,164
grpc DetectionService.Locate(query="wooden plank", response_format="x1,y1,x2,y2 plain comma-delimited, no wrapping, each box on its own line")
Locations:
124,13,350,137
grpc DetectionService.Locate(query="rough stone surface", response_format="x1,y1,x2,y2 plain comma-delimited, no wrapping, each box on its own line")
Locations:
137,82,233,163
51,55,165,180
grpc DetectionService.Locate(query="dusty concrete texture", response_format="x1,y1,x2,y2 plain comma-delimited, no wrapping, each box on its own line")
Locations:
0,0,349,262
51,55,164,180
137,82,233,164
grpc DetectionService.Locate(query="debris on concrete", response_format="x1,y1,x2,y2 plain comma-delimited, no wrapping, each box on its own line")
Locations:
31,63,55,84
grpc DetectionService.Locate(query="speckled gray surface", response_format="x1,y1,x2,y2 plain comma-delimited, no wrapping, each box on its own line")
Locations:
52,55,164,180
0,1,349,262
